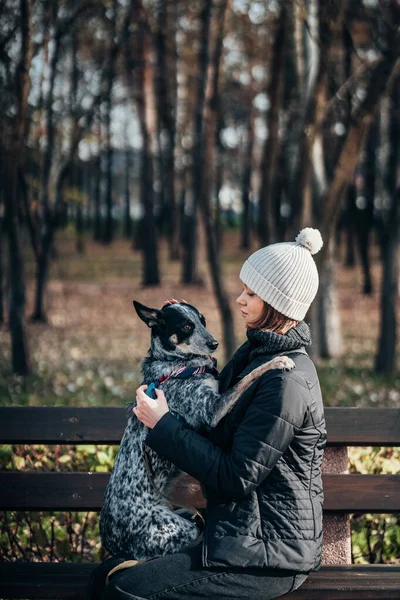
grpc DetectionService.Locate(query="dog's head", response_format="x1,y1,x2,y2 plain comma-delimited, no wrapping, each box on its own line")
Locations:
133,300,219,358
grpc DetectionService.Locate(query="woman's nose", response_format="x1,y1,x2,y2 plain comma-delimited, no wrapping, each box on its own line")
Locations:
236,292,246,305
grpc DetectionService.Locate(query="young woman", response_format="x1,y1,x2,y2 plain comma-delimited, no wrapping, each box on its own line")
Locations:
89,228,327,600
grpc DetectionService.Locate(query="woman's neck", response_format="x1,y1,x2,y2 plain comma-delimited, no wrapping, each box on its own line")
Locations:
246,321,312,360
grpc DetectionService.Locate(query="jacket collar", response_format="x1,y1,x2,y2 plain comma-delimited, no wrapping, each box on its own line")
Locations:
246,321,311,362
219,322,311,392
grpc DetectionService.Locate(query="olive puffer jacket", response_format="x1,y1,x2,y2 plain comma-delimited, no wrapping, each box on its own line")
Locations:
145,323,327,573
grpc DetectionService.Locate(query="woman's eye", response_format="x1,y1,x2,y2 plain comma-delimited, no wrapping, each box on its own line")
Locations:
200,315,206,326
248,293,254,297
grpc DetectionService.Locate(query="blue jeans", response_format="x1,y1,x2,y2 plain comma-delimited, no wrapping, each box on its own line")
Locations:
87,545,309,600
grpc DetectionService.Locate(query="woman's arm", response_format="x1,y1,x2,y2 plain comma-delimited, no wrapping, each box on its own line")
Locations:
140,372,308,501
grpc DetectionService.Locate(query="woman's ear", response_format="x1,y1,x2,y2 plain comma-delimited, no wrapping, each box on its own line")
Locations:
133,301,165,329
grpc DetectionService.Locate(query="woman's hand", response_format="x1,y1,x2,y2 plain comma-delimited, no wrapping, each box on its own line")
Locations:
133,385,169,429
161,298,188,308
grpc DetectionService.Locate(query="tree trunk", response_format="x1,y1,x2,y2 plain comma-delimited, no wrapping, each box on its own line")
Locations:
4,0,32,374
355,118,378,294
76,201,84,254
102,0,119,244
0,212,3,324
93,142,102,242
33,9,63,323
182,0,212,284
375,224,399,375
141,139,160,286
294,0,305,95
214,110,225,252
344,186,356,268
18,169,39,261
258,8,286,247
126,0,159,285
306,1,346,361
240,108,254,250
31,228,51,322
375,75,400,375
75,165,85,254
123,147,132,239
102,88,114,244
288,0,329,237
5,161,31,373
317,252,344,359
154,0,178,259
84,162,92,232
309,253,344,362
200,0,236,362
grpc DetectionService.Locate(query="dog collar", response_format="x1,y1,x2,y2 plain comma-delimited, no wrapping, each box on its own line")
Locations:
143,357,219,401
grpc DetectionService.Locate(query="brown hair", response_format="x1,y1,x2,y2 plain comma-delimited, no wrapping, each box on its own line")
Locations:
248,302,299,334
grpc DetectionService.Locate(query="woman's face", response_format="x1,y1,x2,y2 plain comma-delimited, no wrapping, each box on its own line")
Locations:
236,284,264,328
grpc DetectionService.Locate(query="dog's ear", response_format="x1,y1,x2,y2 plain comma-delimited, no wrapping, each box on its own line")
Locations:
133,301,165,329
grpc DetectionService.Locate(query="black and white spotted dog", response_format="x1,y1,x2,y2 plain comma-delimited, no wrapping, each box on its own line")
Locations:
100,301,294,560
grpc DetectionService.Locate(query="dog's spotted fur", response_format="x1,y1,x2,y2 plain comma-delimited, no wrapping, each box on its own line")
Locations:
100,301,295,560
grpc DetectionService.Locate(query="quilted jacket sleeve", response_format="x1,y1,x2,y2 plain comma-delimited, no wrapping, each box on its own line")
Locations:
145,371,309,501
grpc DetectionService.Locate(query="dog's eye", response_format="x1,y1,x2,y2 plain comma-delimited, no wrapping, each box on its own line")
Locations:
183,323,193,331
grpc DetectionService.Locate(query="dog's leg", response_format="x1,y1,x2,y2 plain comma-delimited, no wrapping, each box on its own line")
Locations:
208,355,295,427
131,505,200,559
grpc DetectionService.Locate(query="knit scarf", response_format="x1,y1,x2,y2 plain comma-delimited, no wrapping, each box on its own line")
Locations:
246,321,312,363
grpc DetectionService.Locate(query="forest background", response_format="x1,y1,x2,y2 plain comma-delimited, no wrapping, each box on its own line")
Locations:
0,0,399,565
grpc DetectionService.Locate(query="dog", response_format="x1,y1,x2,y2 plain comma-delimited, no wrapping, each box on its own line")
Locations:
99,301,295,560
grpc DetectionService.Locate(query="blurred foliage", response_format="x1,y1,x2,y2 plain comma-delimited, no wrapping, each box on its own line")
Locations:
1,510,103,563
351,514,400,565
0,443,120,562
348,447,400,564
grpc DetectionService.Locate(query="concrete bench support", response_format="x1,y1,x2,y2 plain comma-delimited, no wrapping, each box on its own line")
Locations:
322,447,351,565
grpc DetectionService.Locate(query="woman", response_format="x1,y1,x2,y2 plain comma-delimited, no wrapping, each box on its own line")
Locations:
90,227,326,600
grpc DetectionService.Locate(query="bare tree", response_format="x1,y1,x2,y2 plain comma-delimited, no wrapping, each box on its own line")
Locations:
240,105,255,250
123,144,133,239
154,0,179,260
200,0,236,361
30,1,102,321
375,73,400,374
288,0,331,238
0,206,4,324
355,119,378,295
2,0,33,374
257,7,286,247
93,114,103,242
125,0,160,285
102,0,120,245
181,0,212,284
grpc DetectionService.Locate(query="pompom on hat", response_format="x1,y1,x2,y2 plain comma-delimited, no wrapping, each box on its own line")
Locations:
239,228,323,321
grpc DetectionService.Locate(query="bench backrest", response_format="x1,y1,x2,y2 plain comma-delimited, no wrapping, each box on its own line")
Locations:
1,407,399,565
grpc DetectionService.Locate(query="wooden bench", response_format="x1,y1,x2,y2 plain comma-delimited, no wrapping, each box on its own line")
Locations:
0,406,399,599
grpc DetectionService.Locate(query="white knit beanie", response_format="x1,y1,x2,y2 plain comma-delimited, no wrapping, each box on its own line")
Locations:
239,228,323,321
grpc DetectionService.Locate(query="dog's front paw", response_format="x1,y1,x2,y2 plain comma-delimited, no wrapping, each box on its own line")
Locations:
271,356,295,371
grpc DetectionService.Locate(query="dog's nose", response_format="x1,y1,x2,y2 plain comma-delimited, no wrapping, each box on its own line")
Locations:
207,340,219,351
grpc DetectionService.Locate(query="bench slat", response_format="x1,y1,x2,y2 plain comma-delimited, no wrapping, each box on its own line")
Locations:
0,407,399,445
0,563,399,600
0,472,399,512
0,407,127,444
